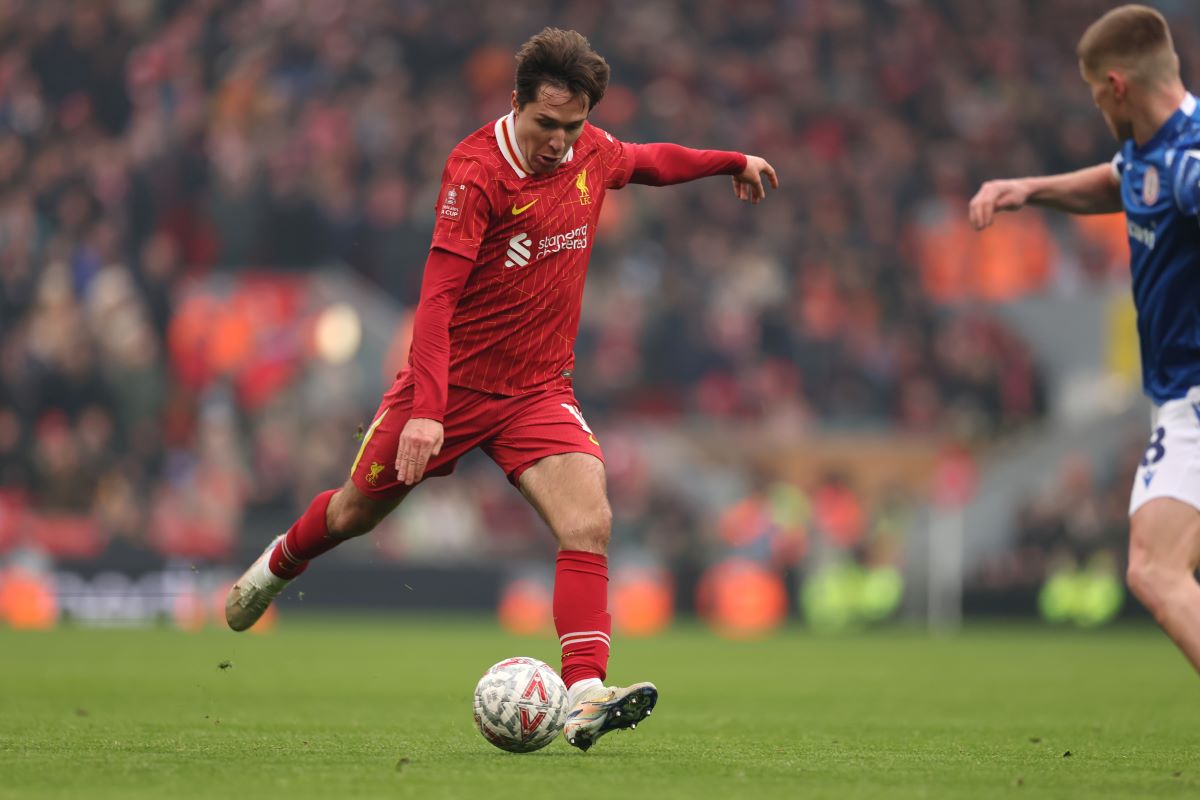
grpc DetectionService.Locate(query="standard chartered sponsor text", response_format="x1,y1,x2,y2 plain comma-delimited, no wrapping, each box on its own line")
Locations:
536,223,588,258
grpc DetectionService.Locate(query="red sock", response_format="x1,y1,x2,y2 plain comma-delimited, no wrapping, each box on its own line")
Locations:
268,489,339,579
554,550,611,688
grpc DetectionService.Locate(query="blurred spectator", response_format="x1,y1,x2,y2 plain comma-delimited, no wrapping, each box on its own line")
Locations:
974,445,1134,591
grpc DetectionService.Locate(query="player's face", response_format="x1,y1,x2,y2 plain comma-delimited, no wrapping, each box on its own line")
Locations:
1081,61,1134,141
511,85,589,174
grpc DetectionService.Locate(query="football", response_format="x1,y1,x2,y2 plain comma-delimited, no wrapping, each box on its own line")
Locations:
472,656,569,752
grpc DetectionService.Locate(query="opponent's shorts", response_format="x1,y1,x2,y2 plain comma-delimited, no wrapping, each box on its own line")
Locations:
349,381,604,499
1129,386,1200,516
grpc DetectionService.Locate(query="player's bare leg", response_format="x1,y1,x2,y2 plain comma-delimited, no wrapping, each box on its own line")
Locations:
1127,497,1200,673
518,452,658,751
519,452,612,555
224,480,407,631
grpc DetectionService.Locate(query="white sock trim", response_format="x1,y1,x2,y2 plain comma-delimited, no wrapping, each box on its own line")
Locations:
559,629,609,642
561,635,610,648
560,630,611,645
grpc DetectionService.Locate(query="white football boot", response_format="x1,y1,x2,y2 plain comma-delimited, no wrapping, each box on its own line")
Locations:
563,682,658,751
224,534,290,631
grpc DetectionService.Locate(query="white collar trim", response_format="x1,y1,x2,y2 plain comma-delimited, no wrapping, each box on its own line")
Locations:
495,113,530,178
1182,92,1197,116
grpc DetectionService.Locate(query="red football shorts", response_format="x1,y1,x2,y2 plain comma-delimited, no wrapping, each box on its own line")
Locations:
349,381,605,499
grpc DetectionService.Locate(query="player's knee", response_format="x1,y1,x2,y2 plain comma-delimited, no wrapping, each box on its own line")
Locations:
558,507,611,554
1126,543,1187,621
1125,555,1162,612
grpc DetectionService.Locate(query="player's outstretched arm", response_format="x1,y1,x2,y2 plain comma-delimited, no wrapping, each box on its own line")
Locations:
731,155,779,204
624,143,776,202
969,163,1121,230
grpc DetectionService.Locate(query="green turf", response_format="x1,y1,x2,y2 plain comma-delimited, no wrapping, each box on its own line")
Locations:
0,617,1196,799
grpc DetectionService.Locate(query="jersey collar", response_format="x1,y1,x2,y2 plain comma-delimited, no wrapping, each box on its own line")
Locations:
494,112,575,180
1135,92,1198,155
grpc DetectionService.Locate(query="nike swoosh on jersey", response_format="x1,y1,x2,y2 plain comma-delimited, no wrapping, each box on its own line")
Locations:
511,199,538,215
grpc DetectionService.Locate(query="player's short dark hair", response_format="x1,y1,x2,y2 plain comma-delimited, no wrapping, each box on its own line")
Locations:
1077,4,1178,86
514,28,609,111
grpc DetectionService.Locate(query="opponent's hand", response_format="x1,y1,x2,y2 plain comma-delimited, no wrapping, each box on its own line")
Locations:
732,155,778,204
968,178,1033,230
395,418,444,486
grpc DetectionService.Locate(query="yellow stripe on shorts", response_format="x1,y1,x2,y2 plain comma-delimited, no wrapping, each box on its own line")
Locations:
349,407,390,479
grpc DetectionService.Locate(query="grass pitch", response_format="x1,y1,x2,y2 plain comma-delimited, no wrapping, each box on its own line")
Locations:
0,617,1197,799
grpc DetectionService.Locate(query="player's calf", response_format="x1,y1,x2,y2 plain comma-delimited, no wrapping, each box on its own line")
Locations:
326,481,405,537
1125,498,1200,674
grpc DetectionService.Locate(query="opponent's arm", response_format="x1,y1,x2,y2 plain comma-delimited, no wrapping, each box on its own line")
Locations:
397,247,474,485
626,143,778,203
969,163,1122,230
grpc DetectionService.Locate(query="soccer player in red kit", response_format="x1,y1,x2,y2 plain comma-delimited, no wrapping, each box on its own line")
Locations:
225,27,778,751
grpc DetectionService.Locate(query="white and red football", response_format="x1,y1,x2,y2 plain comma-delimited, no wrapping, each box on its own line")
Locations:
472,656,568,753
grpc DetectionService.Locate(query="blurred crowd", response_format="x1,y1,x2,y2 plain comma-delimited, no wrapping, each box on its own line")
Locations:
973,441,1139,595
1,0,1175,563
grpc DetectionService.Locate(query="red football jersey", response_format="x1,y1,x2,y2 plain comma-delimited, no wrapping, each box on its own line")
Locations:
421,112,636,396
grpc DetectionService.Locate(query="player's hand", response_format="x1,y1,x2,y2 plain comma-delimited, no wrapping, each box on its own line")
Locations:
732,155,778,204
968,178,1033,230
395,417,444,486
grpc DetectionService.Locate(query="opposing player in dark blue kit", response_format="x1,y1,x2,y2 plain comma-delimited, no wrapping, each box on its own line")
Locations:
969,5,1200,675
